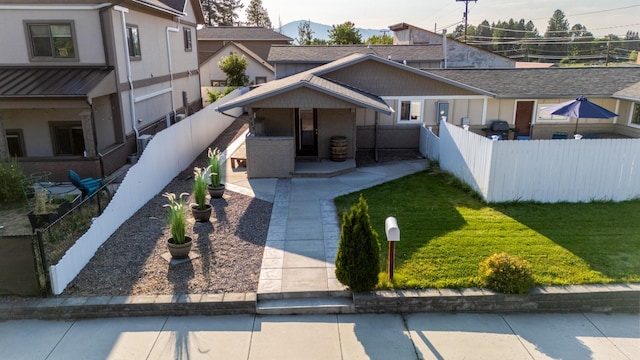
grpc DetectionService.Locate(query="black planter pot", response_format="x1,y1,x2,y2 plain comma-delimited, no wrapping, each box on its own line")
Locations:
167,236,193,259
208,184,225,199
191,204,212,222
27,200,71,232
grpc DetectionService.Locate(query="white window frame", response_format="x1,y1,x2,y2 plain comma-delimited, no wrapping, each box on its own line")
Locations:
395,98,423,124
536,103,571,123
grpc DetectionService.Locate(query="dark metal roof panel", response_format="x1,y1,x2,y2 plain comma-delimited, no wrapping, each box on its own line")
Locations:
0,67,115,98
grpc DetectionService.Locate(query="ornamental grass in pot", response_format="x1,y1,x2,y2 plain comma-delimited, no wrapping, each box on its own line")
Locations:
191,166,212,222
163,192,192,259
207,147,225,198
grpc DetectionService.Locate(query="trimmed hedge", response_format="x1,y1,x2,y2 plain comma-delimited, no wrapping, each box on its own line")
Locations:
479,252,535,294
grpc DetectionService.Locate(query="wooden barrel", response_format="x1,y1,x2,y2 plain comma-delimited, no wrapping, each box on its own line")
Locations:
330,136,347,162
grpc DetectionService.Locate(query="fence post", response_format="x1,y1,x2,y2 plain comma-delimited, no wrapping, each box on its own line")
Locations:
34,230,51,296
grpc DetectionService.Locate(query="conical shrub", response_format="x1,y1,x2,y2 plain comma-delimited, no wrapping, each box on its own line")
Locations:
335,194,380,292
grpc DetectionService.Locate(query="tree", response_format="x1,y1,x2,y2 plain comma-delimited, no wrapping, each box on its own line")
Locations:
335,195,380,292
218,52,249,86
245,0,272,28
201,0,243,26
328,21,362,45
364,33,393,45
297,20,314,45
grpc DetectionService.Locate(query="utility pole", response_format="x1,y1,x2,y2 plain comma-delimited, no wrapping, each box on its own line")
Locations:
456,0,477,43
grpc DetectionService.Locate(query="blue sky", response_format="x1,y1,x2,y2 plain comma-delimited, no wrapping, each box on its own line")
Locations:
255,0,640,37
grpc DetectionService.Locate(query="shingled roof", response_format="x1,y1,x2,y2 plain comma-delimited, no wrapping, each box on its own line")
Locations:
268,44,443,63
424,67,640,99
197,27,292,41
0,67,115,98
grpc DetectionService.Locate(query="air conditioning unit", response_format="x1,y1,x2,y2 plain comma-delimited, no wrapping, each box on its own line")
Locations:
137,134,153,156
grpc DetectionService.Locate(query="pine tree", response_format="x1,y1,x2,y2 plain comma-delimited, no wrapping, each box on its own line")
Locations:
335,195,380,292
201,0,243,26
245,0,272,28
297,20,314,45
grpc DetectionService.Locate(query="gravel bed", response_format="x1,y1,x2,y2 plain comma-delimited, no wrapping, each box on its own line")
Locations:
63,118,272,297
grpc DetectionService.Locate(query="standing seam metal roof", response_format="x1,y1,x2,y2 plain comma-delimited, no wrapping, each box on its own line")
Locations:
0,67,115,97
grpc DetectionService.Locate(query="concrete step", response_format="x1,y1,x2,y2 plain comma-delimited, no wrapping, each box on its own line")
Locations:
257,297,355,315
257,289,351,301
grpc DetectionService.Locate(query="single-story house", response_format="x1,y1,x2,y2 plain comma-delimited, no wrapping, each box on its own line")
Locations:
216,53,640,178
200,41,275,88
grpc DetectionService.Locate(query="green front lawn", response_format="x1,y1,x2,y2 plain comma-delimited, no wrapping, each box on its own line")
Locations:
334,168,640,289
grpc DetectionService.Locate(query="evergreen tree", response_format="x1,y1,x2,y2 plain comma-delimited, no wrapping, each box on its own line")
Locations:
218,52,249,86
297,20,314,45
335,195,380,292
202,0,243,26
327,21,362,45
245,0,272,28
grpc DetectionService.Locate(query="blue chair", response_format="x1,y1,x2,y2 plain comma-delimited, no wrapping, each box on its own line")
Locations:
68,170,104,199
487,134,502,140
516,136,531,140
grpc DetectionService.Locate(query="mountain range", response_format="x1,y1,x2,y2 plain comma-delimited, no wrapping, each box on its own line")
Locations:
275,20,388,43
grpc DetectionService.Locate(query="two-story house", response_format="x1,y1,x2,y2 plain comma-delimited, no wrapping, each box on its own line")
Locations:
0,0,205,180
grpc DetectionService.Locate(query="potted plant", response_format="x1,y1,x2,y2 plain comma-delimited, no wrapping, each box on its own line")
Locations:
207,147,225,198
191,166,212,222
27,188,72,231
163,192,192,259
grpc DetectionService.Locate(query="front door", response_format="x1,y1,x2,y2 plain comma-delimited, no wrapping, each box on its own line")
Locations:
515,101,534,136
295,108,318,157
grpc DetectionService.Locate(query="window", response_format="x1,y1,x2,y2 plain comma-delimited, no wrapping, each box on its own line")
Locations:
126,25,141,59
398,100,422,123
631,103,640,125
537,104,570,122
51,122,84,155
26,22,75,59
211,80,227,86
6,130,25,157
183,28,192,51
255,76,267,84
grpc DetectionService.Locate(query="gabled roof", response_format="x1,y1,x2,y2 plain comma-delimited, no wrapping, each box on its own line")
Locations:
158,0,205,24
613,81,640,101
203,41,274,72
197,27,293,42
0,67,114,98
217,54,397,114
424,67,640,99
133,0,184,16
216,53,496,114
268,44,443,63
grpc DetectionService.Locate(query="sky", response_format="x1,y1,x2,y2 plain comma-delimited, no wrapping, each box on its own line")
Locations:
251,0,640,37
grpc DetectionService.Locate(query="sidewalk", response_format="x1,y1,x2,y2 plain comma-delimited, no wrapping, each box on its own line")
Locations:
1,312,637,359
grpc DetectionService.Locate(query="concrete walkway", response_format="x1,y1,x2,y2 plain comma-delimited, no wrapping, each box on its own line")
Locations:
219,140,427,299
1,312,637,359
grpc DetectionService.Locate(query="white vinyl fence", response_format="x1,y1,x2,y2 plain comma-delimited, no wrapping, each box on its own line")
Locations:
49,89,246,294
428,121,640,203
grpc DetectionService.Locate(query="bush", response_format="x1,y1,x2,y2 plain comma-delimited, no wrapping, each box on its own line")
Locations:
0,156,27,204
206,86,234,103
335,194,380,292
478,252,535,294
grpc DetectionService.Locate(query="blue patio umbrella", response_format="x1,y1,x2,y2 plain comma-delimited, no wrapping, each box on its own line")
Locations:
545,96,618,135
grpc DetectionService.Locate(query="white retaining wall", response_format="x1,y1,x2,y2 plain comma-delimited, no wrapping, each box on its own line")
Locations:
49,89,245,294
431,121,640,203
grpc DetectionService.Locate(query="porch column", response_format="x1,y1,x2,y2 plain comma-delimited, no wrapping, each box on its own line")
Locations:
79,110,96,157
0,115,8,159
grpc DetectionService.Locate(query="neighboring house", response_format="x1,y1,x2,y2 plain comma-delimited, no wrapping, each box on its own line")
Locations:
197,26,292,65
0,0,205,180
389,22,515,69
200,41,274,88
215,53,640,178
268,22,515,79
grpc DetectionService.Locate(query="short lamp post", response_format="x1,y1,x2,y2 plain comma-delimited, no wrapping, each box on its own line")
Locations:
385,216,400,281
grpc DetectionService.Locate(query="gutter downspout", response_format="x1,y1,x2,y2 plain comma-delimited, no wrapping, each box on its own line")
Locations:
442,29,448,69
166,25,179,126
114,5,140,155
